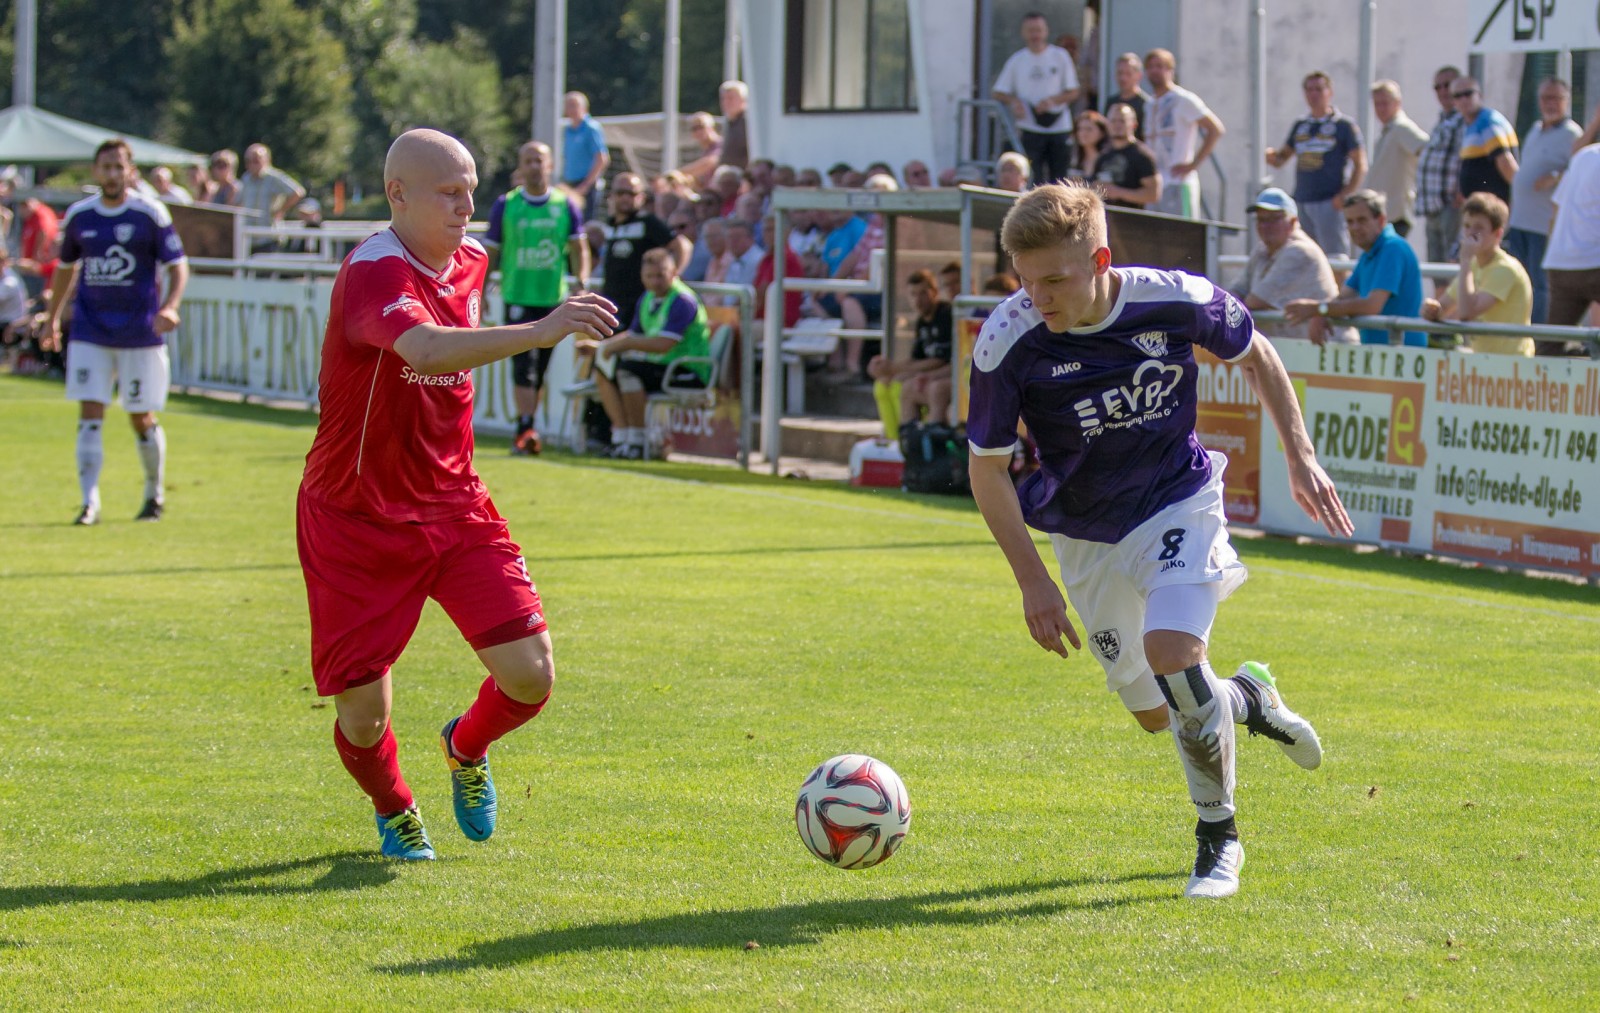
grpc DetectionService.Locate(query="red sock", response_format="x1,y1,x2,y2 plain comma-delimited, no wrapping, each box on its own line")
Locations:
334,720,414,815
449,677,550,761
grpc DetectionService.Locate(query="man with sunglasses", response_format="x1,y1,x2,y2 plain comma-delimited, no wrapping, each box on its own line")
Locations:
598,173,686,329
1416,65,1466,268
1451,76,1518,205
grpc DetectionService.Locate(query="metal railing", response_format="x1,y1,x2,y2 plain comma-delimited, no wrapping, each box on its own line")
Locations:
1251,309,1600,353
957,98,1022,181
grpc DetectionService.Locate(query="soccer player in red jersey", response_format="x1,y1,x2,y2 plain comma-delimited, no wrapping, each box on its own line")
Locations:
297,129,617,860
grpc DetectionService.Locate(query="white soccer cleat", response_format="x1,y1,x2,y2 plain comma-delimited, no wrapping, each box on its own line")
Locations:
1234,661,1323,770
1184,837,1244,899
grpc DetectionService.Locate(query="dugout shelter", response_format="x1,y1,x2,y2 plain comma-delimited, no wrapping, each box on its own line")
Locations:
760,184,1238,471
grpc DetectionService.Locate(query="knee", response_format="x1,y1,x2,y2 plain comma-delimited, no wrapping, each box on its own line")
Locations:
337,708,390,748
1132,705,1170,733
488,638,555,703
1143,630,1206,675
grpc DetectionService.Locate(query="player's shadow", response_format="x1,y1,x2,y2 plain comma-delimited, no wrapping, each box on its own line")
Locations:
379,872,1172,975
0,850,396,912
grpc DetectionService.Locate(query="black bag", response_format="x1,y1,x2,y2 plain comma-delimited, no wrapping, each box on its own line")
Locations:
1031,104,1063,129
900,421,971,496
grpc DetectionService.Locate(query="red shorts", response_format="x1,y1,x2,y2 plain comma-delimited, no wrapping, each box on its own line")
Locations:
296,490,547,696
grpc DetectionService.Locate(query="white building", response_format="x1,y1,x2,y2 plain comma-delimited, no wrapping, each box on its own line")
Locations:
735,0,1596,245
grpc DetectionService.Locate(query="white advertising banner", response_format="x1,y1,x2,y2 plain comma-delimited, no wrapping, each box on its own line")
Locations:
169,273,578,438
1467,0,1600,53
1251,342,1600,579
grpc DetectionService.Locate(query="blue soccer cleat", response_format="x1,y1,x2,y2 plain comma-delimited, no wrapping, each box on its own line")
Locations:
441,717,497,841
376,805,435,861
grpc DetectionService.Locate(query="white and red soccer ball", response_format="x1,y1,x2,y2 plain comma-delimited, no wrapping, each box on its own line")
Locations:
795,754,911,870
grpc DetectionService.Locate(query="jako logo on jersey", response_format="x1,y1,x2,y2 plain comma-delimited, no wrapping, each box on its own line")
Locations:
468,290,482,327
1132,331,1168,358
1159,559,1186,572
114,223,135,244
1091,629,1121,662
81,246,137,284
382,295,422,317
1073,360,1185,432
1051,361,1082,377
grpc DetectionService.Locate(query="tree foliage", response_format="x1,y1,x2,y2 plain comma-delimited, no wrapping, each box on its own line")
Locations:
370,30,514,184
165,0,355,182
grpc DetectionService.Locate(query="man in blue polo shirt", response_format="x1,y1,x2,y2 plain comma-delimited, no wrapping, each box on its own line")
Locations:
562,92,610,220
1285,189,1424,346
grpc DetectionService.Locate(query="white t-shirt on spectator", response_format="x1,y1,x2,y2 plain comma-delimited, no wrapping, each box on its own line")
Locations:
1150,85,1213,184
993,46,1079,135
0,267,28,324
1544,144,1600,271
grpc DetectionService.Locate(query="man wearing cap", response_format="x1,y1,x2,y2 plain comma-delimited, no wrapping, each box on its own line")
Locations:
1229,188,1351,345
826,162,854,188
1284,189,1425,347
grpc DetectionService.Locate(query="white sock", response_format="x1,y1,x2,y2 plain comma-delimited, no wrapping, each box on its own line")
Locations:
137,423,165,503
1218,676,1250,724
611,427,629,446
1156,663,1237,823
627,427,647,446
76,421,103,509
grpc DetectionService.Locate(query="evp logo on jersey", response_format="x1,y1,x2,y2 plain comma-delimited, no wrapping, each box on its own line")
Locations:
81,246,137,285
1073,359,1185,434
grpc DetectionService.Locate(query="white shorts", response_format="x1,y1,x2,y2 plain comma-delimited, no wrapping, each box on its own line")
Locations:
1049,452,1248,712
65,341,170,412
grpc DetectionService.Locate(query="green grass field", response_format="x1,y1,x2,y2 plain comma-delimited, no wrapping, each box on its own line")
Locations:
1,372,1596,1010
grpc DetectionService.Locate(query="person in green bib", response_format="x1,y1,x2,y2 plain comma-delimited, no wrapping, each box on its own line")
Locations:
484,141,590,455
576,247,709,459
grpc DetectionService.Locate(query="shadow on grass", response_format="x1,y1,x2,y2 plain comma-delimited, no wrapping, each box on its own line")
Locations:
0,850,397,911
169,390,320,428
379,872,1172,974
0,561,299,580
1235,532,1598,607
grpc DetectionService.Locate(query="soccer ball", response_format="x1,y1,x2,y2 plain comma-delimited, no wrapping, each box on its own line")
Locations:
795,754,911,870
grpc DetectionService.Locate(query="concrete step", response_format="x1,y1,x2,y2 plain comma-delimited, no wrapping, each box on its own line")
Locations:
779,415,883,464
803,371,880,418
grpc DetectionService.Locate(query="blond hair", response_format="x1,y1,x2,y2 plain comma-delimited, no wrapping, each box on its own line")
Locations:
1000,181,1107,256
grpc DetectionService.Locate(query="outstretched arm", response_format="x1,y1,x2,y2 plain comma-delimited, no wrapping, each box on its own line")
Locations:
969,451,1081,657
1236,332,1353,537
393,291,617,375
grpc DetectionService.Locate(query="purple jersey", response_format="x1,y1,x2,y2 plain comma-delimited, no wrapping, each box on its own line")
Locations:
967,268,1254,543
58,193,187,348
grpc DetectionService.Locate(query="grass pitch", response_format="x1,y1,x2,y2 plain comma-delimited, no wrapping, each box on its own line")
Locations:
0,373,1596,1010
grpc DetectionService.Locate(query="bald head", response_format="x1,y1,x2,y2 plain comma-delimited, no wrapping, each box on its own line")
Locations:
384,129,479,269
385,128,476,191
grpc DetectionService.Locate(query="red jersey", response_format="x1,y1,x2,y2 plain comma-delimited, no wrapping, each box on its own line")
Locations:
21,202,59,263
301,228,490,522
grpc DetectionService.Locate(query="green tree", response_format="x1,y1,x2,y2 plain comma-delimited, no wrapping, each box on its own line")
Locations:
304,0,419,191
166,0,355,185
0,0,178,139
370,30,514,187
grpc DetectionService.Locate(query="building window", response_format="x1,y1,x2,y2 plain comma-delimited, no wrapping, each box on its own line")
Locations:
785,0,916,113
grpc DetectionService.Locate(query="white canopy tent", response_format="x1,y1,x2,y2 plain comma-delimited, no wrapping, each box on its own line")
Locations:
0,104,207,167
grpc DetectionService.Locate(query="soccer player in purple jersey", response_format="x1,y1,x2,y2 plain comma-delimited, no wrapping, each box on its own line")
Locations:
967,183,1353,899
44,139,189,525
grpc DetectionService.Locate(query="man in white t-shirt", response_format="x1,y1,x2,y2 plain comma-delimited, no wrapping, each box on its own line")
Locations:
1542,143,1600,343
1144,48,1225,219
992,12,1080,187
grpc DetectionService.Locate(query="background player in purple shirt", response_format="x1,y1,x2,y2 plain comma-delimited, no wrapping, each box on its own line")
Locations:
44,139,188,525
967,183,1352,899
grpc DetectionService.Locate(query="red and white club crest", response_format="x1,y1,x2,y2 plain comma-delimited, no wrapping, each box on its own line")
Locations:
467,290,482,327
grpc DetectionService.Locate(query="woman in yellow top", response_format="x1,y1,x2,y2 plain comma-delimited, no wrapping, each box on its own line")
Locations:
1422,192,1533,356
